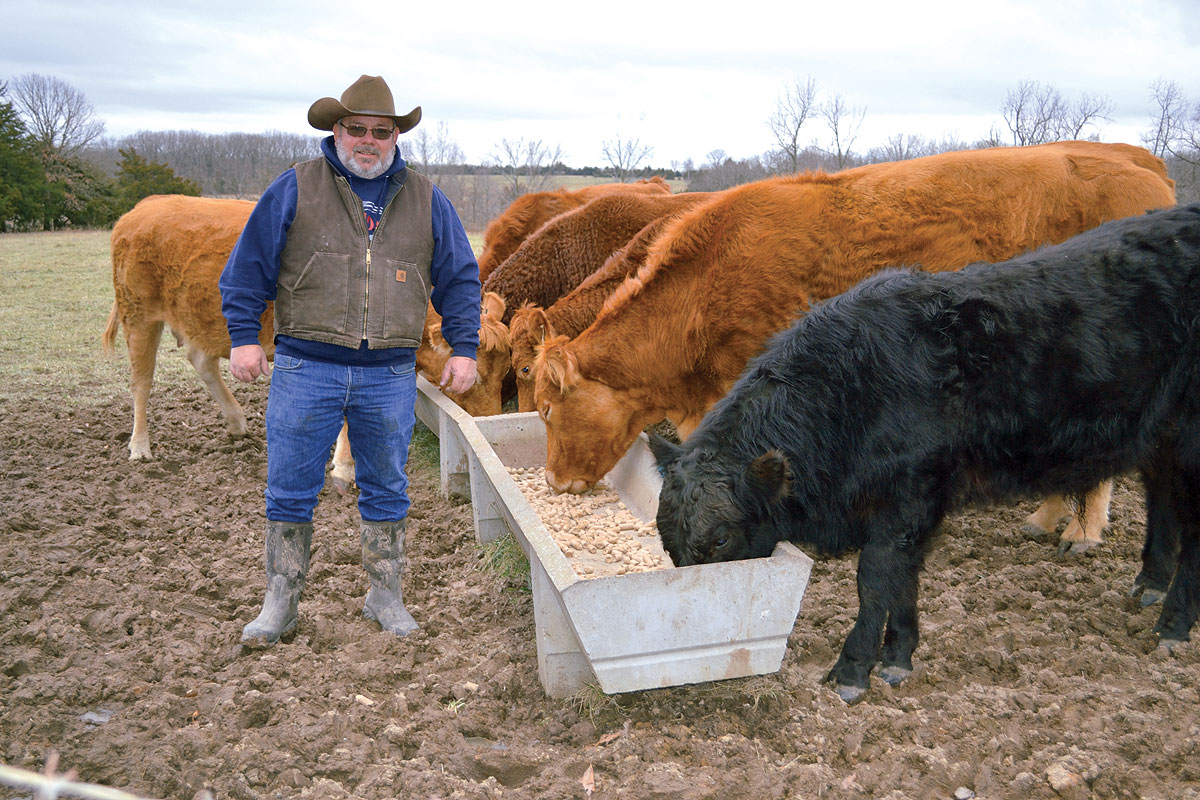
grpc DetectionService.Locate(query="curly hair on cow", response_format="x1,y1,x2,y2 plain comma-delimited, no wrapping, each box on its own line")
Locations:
651,203,1200,705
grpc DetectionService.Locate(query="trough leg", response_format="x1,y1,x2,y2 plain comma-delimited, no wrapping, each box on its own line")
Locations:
529,558,592,698
124,319,164,461
185,343,247,439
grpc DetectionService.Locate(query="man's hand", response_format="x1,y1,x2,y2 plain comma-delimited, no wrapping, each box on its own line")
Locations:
440,355,477,395
230,344,270,383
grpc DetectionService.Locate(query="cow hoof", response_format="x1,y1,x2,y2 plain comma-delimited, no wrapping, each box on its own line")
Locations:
1138,588,1166,607
833,683,868,704
129,448,153,462
1057,538,1101,558
1020,523,1051,541
1156,637,1186,654
877,665,912,686
332,476,353,496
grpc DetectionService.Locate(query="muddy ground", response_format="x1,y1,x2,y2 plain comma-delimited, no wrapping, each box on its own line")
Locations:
1,373,1198,800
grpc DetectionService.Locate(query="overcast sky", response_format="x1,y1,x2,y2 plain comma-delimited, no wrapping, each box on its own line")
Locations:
3,0,1198,168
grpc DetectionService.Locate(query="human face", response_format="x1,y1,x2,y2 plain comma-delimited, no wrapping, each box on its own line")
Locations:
333,115,398,179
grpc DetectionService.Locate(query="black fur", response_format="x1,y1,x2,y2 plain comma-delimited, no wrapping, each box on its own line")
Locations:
651,204,1200,700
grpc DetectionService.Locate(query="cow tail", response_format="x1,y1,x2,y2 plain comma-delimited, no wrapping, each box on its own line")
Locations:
101,301,121,355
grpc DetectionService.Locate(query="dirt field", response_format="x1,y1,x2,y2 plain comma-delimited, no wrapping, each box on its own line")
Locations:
1,231,1198,799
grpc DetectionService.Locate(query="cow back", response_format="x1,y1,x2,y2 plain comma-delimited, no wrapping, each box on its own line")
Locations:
110,194,269,358
476,177,673,281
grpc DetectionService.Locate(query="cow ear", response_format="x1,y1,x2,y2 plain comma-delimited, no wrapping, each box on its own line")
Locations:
744,450,791,504
481,291,506,319
531,307,553,340
533,337,577,395
647,432,682,472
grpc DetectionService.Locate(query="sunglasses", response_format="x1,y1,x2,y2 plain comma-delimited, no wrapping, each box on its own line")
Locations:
339,121,396,140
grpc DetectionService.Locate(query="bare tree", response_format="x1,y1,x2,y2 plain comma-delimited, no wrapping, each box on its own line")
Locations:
489,137,564,200
601,132,653,182
1143,78,1189,158
10,72,105,154
1001,80,1111,145
818,93,865,170
402,121,465,186
768,75,818,173
868,133,926,163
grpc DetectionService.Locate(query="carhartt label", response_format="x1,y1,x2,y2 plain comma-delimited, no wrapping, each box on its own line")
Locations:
395,269,407,282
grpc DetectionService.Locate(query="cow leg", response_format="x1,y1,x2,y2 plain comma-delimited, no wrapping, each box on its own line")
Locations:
828,531,924,703
1132,464,1180,607
184,343,247,439
124,320,164,461
1152,464,1200,649
1056,480,1113,556
877,569,921,687
1023,494,1071,539
330,421,356,495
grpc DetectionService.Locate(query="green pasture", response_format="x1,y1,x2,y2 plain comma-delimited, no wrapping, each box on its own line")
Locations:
0,228,485,407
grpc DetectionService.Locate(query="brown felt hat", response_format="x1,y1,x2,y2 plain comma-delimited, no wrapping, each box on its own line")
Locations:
307,75,422,133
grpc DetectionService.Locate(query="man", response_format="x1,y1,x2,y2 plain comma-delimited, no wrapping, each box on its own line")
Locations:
220,75,481,647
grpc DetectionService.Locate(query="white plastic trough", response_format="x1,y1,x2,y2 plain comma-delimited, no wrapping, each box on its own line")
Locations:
414,376,814,698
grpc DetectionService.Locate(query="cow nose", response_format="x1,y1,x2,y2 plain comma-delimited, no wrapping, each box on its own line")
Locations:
544,470,593,495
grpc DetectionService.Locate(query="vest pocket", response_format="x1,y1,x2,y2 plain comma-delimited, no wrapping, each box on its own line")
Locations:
282,251,356,337
377,258,429,343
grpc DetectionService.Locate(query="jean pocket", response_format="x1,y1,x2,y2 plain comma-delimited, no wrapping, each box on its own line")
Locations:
388,362,416,377
275,354,304,371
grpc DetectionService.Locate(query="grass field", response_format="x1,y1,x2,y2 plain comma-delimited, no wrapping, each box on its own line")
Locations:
0,228,486,407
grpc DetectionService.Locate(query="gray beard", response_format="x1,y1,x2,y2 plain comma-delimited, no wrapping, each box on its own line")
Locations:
336,138,395,179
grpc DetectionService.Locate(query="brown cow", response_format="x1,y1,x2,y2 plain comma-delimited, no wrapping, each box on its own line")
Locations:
508,203,707,411
104,194,501,471
476,177,672,281
465,190,709,412
103,195,265,461
483,190,704,322
533,141,1176,554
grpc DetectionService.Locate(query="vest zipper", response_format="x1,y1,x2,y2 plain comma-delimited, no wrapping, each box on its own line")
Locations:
362,246,372,340
361,181,405,343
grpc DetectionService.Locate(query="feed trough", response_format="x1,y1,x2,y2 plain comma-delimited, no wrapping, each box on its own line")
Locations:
413,376,814,698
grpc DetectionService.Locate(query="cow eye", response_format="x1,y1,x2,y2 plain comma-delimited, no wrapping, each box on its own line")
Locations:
520,366,530,376
714,536,729,550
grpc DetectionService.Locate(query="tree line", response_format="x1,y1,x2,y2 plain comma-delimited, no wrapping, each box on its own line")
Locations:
2,72,1199,233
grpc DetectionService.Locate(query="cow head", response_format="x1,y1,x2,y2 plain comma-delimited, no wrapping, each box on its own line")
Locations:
533,336,654,493
417,292,512,416
648,432,791,566
508,304,554,413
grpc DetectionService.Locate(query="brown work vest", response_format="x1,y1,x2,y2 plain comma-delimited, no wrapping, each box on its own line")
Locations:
274,157,434,349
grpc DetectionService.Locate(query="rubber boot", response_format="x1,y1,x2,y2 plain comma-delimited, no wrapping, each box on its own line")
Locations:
241,520,312,648
361,520,419,636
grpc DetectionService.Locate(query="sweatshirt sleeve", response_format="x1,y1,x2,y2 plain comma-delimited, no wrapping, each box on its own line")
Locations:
428,184,482,360
219,170,298,348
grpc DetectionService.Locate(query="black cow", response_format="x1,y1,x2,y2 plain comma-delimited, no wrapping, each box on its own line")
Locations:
649,204,1200,704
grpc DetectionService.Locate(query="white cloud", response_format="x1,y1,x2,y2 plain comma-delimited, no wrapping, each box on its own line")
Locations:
2,0,1197,166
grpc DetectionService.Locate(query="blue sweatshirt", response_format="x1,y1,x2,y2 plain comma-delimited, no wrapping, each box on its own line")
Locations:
219,136,481,367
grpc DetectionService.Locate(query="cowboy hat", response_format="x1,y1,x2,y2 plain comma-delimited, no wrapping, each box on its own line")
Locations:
307,75,422,133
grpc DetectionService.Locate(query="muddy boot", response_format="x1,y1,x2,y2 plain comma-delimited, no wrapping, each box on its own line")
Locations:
361,520,418,636
241,520,312,648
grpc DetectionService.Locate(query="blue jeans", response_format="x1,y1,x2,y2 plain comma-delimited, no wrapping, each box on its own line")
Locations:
264,354,416,523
